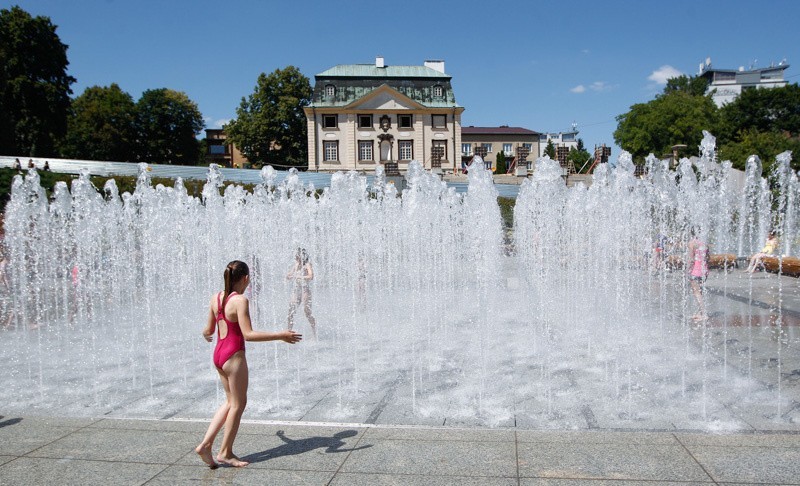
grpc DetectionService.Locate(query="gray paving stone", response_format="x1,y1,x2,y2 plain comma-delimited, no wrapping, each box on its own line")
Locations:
148,464,334,485
0,456,166,485
520,481,714,485
88,417,209,433
685,445,800,483
363,426,513,442
330,472,518,485
339,438,517,477
517,442,711,481
676,431,800,447
0,456,15,467
26,427,197,464
0,422,83,456
516,430,680,445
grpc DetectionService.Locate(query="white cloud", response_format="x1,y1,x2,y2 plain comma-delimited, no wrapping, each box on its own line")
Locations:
581,49,590,55
570,84,586,94
214,118,230,128
647,65,684,84
589,81,613,92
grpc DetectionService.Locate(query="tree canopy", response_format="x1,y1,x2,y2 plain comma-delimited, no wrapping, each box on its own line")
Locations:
544,139,556,158
226,66,312,169
0,6,75,157
134,88,204,165
61,84,137,161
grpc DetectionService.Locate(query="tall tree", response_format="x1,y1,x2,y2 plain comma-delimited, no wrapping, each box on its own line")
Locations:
662,75,710,97
0,6,75,156
134,88,204,165
544,139,556,158
495,151,507,174
718,84,800,140
718,129,800,172
614,91,719,162
226,66,312,169
61,84,137,161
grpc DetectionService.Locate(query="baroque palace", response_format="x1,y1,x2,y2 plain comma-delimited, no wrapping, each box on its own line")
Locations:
304,57,463,173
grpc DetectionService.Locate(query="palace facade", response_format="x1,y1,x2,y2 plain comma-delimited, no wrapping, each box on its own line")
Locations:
304,57,464,174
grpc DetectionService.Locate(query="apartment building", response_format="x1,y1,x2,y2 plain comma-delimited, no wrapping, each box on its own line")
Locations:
460,126,540,172
698,57,789,107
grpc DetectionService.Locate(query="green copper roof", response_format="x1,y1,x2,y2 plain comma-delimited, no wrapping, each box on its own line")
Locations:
317,64,449,78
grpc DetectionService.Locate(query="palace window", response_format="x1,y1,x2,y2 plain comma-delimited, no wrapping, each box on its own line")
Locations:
323,141,339,161
325,84,335,97
461,143,472,156
432,114,446,129
358,140,373,161
323,114,338,129
398,114,413,129
358,114,373,129
399,140,413,160
433,85,443,97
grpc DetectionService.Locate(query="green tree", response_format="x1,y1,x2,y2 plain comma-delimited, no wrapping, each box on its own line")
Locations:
226,66,312,169
0,6,75,156
134,88,204,165
718,129,800,172
567,144,592,173
495,151,507,174
61,84,137,161
544,139,556,158
718,84,800,141
614,91,719,162
662,75,710,97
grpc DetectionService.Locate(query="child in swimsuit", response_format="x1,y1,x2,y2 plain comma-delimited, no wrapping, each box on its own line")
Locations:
687,231,710,321
286,248,317,339
196,260,302,469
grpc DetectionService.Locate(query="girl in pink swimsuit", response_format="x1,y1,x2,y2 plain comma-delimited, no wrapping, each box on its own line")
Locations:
687,231,710,322
196,260,302,469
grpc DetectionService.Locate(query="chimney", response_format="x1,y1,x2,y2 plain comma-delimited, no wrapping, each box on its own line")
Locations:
376,56,385,68
424,60,445,74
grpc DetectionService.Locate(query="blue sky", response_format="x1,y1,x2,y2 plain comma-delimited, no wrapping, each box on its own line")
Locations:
6,0,800,159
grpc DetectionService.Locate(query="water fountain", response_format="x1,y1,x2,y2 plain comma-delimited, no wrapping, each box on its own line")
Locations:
1,134,798,430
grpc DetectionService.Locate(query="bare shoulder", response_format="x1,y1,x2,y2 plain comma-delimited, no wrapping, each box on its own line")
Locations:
231,293,250,307
209,292,221,311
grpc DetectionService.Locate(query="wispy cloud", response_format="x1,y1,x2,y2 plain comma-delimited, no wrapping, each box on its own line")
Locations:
647,65,683,85
570,84,586,94
214,118,230,128
581,49,590,55
589,81,614,92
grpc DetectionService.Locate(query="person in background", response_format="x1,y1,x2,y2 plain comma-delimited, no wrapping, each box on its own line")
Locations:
687,228,710,322
746,231,779,273
286,248,318,339
43,161,51,172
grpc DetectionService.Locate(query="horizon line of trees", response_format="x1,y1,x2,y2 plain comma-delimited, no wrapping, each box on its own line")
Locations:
1,5,311,169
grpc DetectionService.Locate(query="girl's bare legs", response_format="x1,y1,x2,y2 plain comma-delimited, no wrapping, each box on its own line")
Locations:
216,352,249,467
690,280,707,320
287,286,300,330
195,368,230,468
302,289,317,339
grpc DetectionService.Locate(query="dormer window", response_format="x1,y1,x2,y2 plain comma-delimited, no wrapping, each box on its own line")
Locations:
433,85,443,98
325,84,335,97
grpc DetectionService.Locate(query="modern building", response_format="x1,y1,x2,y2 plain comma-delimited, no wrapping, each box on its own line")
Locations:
538,125,580,155
698,57,789,107
304,57,464,174
204,129,248,168
460,126,539,173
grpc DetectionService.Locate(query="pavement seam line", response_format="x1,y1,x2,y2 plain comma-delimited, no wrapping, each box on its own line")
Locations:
19,418,104,458
514,429,521,486
325,427,368,486
672,432,719,485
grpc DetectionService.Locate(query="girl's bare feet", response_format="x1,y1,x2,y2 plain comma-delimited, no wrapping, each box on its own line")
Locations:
216,454,249,467
195,443,218,469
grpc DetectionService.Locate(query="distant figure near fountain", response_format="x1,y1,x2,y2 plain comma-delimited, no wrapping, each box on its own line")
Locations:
746,231,778,273
286,248,317,339
687,227,710,322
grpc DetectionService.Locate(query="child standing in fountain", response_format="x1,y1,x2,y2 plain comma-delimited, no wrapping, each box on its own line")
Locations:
687,229,710,322
286,248,317,339
196,260,302,469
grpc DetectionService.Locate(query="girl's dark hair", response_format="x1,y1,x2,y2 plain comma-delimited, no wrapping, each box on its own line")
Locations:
296,248,309,266
223,260,249,302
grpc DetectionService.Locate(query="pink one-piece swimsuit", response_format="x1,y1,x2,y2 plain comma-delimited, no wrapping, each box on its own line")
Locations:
213,291,245,369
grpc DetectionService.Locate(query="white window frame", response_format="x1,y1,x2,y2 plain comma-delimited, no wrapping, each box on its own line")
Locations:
461,143,472,156
431,114,446,129
399,140,413,161
433,85,443,97
325,84,335,97
358,114,373,129
484,143,493,153
323,141,338,161
503,143,514,156
358,140,373,161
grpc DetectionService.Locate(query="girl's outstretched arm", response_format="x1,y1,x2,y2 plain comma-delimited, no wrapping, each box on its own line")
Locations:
235,296,302,343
